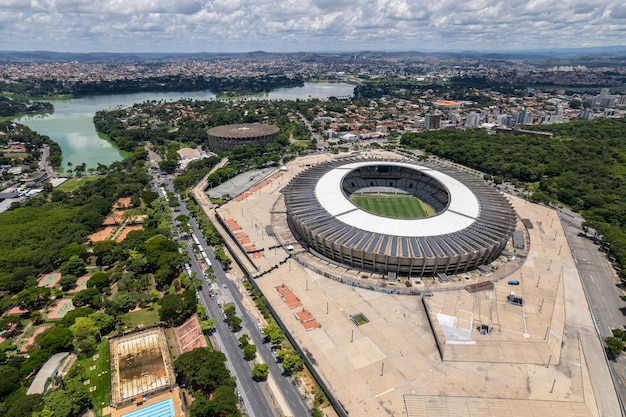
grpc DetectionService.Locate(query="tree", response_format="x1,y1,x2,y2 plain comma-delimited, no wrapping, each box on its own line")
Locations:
189,394,212,417
282,353,304,374
238,334,250,348
16,286,51,310
208,384,241,417
59,307,93,328
262,323,285,346
42,390,73,417
43,380,91,417
36,327,72,353
92,240,117,266
59,274,78,292
159,159,178,174
60,255,87,277
108,292,135,314
70,317,99,354
243,344,257,360
87,272,109,291
20,349,52,377
5,392,44,417
0,365,20,398
159,293,183,324
200,318,216,335
174,348,231,395
72,287,101,308
569,98,582,109
30,310,44,325
89,312,115,335
59,243,88,262
606,336,625,360
229,316,242,331
223,302,236,320
252,363,269,381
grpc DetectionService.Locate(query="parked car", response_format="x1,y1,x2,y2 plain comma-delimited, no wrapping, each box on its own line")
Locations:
507,279,520,285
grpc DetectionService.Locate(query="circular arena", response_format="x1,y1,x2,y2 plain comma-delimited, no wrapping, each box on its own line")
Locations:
284,159,517,276
207,123,280,150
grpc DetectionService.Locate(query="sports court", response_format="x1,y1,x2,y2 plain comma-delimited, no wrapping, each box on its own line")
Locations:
47,299,74,319
174,315,207,354
38,272,62,288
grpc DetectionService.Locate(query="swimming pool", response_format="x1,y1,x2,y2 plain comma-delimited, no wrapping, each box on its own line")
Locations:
121,398,175,417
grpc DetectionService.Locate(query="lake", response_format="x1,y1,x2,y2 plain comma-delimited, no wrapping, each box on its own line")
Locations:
15,82,355,169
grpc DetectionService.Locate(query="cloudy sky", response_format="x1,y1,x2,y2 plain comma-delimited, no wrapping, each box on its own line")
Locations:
1,0,625,53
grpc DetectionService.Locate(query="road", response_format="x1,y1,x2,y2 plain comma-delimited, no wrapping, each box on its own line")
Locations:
153,169,310,417
297,111,324,151
559,208,626,413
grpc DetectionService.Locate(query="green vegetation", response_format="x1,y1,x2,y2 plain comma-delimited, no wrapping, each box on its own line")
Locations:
65,339,111,415
0,121,62,171
1,74,304,98
350,194,434,219
401,118,626,280
606,328,626,360
0,149,212,413
55,177,101,191
0,96,53,117
120,305,160,330
174,348,240,417
251,363,269,381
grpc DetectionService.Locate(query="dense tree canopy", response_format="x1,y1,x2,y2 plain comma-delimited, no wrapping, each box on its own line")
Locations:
401,118,626,278
174,348,233,395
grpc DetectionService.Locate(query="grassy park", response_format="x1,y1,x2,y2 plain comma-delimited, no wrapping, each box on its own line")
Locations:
57,177,101,192
69,339,111,415
350,193,435,219
120,305,161,330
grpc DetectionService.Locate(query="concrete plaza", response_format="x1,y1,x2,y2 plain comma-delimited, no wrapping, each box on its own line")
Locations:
212,151,620,417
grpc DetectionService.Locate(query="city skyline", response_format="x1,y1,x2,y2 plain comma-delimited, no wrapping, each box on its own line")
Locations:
2,0,626,53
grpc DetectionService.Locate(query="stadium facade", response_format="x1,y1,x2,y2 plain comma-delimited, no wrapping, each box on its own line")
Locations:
207,123,280,150
283,159,517,276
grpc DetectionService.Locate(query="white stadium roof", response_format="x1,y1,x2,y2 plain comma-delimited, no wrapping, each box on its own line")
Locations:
315,161,479,237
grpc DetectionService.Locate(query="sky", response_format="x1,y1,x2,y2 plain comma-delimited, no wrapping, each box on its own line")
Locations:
1,0,625,53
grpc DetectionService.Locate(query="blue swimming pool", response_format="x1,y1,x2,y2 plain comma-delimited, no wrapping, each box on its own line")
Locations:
121,398,175,417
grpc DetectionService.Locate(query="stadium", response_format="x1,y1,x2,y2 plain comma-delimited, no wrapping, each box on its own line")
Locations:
207,123,280,150
283,159,517,276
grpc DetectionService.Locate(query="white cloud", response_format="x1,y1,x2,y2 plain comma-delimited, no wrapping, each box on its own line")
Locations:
0,0,623,52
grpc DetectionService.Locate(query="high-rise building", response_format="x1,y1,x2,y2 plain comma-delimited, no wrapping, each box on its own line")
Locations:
465,111,480,128
580,108,593,120
496,114,509,126
516,109,533,125
424,114,441,130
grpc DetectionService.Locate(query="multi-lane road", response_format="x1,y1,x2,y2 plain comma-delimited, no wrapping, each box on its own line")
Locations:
559,208,626,412
152,168,310,417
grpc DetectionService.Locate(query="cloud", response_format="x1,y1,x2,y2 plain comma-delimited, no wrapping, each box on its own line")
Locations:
0,0,623,52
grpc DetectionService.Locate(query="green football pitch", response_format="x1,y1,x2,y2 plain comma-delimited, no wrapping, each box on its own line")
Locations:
350,193,436,219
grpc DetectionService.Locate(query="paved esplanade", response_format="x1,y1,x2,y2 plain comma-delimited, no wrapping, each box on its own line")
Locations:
213,150,620,417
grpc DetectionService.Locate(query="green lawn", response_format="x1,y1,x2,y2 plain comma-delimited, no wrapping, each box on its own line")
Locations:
120,305,160,330
57,176,102,192
350,194,435,219
69,339,111,415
